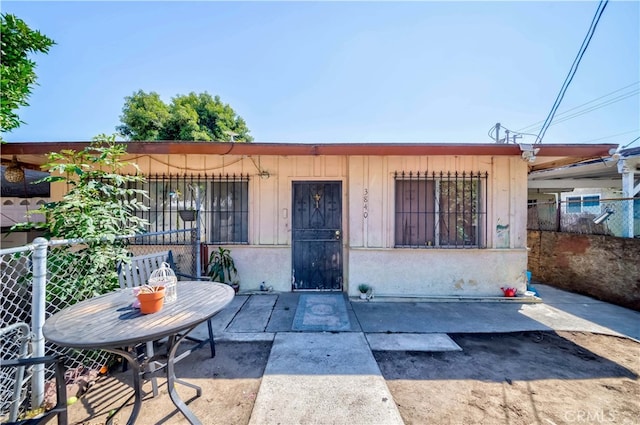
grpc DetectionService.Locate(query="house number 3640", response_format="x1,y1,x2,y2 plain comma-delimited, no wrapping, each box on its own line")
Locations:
363,188,369,219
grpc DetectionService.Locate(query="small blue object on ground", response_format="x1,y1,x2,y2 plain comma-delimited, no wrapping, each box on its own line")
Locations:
526,270,539,296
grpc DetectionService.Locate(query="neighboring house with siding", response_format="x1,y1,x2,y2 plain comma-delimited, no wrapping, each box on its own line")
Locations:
2,142,614,297
528,146,640,237
0,167,49,248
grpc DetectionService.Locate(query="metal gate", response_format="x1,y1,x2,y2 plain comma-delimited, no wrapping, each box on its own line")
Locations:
291,181,343,291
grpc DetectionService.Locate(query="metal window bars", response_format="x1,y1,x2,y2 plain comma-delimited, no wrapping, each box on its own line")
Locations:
127,173,250,244
394,171,488,248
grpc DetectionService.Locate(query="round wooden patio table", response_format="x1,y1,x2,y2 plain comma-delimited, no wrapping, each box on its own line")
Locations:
43,281,234,425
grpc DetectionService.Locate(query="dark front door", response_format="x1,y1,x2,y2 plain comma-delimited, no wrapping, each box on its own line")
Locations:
292,181,343,291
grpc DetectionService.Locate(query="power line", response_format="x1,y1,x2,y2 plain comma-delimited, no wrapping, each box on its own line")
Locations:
576,129,639,144
621,136,640,149
518,84,639,133
535,0,609,144
524,90,639,133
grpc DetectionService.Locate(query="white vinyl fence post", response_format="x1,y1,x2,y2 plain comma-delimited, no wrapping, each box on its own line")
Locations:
31,237,48,408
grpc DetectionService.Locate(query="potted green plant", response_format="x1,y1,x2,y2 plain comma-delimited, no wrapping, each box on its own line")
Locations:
207,247,239,293
358,284,371,300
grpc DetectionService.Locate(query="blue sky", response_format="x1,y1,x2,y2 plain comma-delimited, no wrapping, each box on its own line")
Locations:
2,1,639,145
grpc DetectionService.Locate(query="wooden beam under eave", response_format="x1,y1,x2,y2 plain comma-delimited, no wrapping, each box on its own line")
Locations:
528,156,604,172
528,178,622,189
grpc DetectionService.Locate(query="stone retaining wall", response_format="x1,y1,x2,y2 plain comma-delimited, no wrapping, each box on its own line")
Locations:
527,231,640,311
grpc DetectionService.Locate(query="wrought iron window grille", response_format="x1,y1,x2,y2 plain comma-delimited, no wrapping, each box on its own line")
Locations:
127,173,250,244
394,171,488,248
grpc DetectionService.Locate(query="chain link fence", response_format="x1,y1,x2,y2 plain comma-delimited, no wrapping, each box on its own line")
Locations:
528,197,640,238
1,228,198,421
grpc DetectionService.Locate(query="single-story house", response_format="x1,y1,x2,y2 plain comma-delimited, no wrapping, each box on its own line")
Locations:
2,142,615,297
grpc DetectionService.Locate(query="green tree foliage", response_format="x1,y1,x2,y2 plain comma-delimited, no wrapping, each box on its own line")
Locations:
117,90,253,142
13,134,149,299
0,13,55,137
116,90,170,141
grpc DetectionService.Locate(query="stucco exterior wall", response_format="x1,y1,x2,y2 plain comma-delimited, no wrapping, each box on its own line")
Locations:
226,246,292,292
348,248,528,297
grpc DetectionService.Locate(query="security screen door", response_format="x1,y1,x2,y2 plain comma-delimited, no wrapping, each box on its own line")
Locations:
291,181,343,291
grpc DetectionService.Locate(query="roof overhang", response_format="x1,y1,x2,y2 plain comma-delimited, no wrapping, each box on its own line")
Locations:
1,141,616,171
528,146,640,192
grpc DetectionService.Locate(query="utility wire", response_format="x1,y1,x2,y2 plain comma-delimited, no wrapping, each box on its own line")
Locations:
535,0,609,144
576,129,639,144
542,91,637,126
621,136,640,149
524,90,638,133
492,88,637,142
519,85,638,133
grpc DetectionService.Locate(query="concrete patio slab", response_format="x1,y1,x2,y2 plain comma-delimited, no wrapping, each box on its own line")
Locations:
352,301,556,334
227,294,277,332
366,333,462,351
216,332,276,342
535,284,640,341
265,292,298,332
248,332,403,425
188,295,248,341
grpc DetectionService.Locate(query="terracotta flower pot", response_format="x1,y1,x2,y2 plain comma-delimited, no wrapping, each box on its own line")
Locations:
137,286,166,314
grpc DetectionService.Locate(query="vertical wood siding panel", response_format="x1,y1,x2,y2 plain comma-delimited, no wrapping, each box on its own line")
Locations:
325,156,341,177
147,155,170,174
295,157,312,176
478,156,494,247
492,156,511,248
278,156,293,245
269,157,282,245
349,156,365,248
509,157,517,248
367,156,384,247
511,157,528,248
429,156,445,170
256,156,278,245
186,155,206,174
313,156,322,177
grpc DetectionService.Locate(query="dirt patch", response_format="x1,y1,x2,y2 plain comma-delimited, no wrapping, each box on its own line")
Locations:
374,331,640,425
67,332,639,425
66,341,272,425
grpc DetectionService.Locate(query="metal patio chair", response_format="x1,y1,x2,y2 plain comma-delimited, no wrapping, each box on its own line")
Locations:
1,323,68,425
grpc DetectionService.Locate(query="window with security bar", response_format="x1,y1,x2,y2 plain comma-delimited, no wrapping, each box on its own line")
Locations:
394,171,487,248
129,174,249,244
210,180,248,243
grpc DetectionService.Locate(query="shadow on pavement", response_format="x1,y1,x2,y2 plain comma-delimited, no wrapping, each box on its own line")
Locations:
374,331,638,382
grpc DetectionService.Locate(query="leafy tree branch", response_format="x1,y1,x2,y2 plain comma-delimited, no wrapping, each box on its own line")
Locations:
0,13,55,138
12,134,150,298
